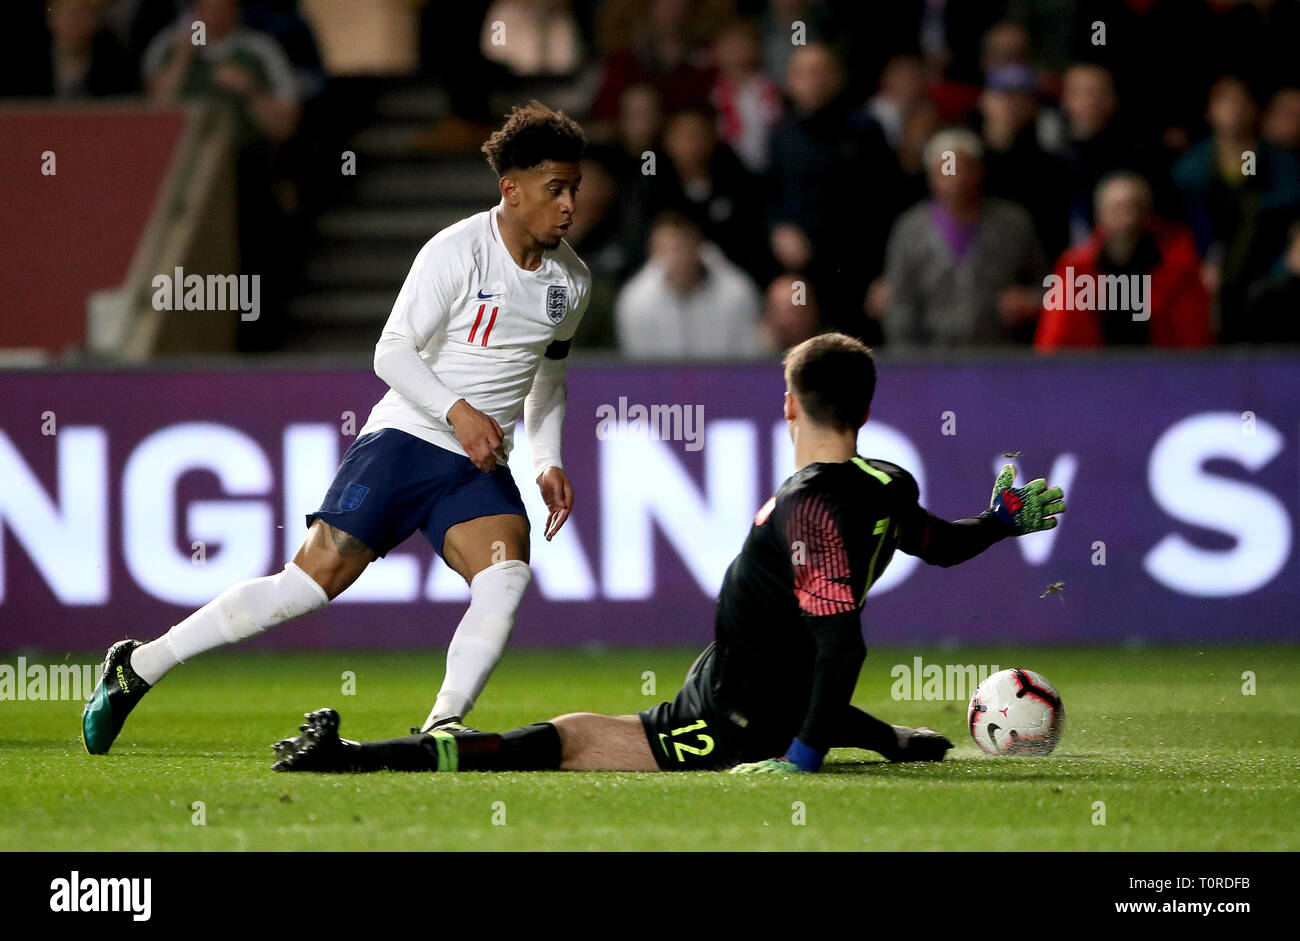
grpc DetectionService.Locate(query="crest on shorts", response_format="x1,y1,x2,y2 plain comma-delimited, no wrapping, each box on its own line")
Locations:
339,482,369,511
545,284,567,324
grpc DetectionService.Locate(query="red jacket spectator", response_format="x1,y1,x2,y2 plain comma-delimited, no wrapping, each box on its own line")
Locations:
591,46,715,122
1035,220,1212,349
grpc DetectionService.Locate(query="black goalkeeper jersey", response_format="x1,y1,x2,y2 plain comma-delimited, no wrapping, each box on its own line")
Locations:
705,456,1008,752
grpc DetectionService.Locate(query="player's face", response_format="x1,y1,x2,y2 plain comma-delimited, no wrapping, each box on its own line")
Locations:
514,161,582,249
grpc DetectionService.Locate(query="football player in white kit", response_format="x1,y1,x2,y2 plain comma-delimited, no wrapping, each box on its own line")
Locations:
83,101,591,753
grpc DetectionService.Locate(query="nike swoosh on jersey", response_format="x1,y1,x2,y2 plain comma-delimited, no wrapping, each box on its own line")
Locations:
476,289,503,299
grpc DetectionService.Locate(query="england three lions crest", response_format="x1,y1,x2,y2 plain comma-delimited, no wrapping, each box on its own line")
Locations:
546,284,568,324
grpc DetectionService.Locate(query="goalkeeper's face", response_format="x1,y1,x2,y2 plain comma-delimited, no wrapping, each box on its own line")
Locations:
509,160,582,249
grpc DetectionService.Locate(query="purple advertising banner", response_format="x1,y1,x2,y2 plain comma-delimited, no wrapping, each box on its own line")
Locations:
1,355,1298,652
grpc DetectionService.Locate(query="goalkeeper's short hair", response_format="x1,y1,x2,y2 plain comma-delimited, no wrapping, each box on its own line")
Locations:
783,333,876,433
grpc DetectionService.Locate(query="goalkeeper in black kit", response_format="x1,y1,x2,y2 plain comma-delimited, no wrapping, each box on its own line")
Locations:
272,333,1066,775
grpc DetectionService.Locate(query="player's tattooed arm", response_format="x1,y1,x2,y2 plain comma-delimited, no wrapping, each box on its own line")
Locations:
319,523,375,558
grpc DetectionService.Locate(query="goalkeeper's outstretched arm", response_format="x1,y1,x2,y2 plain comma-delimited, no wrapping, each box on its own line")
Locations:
900,463,1066,568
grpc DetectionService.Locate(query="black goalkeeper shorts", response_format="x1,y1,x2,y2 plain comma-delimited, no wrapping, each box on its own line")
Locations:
637,644,786,771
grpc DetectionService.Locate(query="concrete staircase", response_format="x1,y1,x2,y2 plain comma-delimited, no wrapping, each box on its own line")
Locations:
285,80,502,354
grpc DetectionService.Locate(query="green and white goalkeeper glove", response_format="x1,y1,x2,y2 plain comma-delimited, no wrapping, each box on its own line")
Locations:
729,757,809,775
989,464,1066,535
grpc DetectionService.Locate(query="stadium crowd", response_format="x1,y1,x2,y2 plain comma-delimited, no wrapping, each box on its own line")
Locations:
5,0,1300,357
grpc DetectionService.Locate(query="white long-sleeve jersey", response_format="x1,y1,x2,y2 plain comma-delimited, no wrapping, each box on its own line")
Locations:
358,205,590,468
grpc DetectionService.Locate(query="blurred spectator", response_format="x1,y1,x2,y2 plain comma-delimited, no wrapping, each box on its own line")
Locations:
757,0,833,92
761,273,822,353
616,212,764,359
564,157,619,251
100,1,182,73
1173,74,1300,339
710,18,782,175
480,0,583,79
561,155,622,349
1015,0,1215,148
927,18,1030,124
143,0,301,145
1206,0,1300,97
766,42,899,340
413,0,510,152
979,20,1031,76
1004,0,1073,73
881,129,1046,346
1036,172,1211,350
896,100,944,210
2,0,136,98
978,63,1069,258
864,54,928,157
241,0,326,100
1240,221,1300,343
1054,62,1160,244
659,104,772,283
143,0,303,351
921,0,1011,86
1263,86,1300,158
589,0,714,127
861,53,941,212
583,83,665,279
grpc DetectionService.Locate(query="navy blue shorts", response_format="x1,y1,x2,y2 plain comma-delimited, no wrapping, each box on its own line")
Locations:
306,428,527,557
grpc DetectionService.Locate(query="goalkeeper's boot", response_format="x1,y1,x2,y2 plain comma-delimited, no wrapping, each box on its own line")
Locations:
884,724,953,763
273,708,367,772
82,640,151,755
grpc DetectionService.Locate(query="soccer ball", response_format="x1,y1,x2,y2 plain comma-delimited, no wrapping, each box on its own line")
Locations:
967,668,1064,756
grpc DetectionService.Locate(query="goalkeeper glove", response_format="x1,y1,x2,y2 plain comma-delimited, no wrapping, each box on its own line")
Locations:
729,758,804,775
989,463,1066,535
729,738,823,774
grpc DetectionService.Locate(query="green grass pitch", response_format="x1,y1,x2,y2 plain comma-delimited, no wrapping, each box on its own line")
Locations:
2,645,1297,851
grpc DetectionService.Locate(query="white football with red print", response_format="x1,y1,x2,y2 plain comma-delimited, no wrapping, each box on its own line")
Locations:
967,668,1064,756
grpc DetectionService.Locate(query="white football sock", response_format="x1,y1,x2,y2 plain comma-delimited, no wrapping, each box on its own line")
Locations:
423,559,532,729
129,562,329,685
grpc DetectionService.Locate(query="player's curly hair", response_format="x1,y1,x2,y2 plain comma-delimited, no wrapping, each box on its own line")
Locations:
783,332,877,432
481,101,587,176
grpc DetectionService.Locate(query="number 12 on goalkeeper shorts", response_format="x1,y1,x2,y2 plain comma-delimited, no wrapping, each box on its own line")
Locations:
659,719,715,763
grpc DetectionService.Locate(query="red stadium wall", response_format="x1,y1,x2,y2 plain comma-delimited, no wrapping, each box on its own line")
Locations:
0,107,185,354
